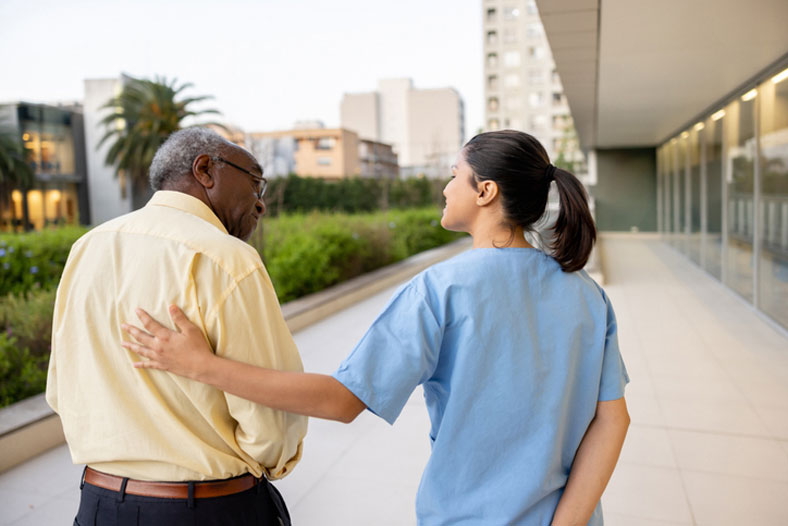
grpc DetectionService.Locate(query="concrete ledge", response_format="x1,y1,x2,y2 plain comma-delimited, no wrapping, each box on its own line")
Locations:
0,237,472,473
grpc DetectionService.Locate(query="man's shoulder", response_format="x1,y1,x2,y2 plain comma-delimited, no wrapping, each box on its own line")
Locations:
86,206,263,279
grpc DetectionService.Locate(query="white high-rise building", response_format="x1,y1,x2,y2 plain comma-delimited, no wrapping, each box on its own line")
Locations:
341,78,464,178
482,0,582,167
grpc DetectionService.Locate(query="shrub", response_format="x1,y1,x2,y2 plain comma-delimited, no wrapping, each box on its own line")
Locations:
0,226,88,296
0,333,48,408
0,288,56,359
264,175,447,216
251,207,465,302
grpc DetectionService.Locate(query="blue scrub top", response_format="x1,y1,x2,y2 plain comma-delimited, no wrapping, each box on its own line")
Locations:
333,247,629,525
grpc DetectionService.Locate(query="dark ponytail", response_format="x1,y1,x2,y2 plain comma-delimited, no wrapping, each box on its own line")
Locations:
463,130,596,272
550,167,596,272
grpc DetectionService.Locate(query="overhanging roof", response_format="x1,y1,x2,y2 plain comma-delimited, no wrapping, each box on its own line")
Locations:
537,0,788,149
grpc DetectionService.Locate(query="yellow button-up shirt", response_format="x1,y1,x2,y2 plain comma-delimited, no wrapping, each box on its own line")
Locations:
46,191,307,481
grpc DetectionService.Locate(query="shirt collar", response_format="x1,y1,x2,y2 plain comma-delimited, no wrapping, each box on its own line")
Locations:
146,191,228,235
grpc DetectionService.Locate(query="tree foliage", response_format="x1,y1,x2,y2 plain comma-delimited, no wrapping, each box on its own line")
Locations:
98,76,222,195
0,125,33,188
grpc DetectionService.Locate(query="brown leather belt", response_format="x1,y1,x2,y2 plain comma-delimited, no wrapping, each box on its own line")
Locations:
83,467,260,499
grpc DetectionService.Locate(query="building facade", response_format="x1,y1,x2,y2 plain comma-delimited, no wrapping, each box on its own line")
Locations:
482,0,580,165
83,77,133,225
536,0,788,330
341,78,464,178
248,127,398,180
0,102,90,231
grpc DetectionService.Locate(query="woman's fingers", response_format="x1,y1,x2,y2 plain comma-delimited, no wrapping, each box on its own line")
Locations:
168,304,194,334
135,308,171,338
122,323,155,345
122,341,167,370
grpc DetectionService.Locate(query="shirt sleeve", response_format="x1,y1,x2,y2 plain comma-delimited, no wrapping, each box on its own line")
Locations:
332,281,442,425
598,291,629,401
207,267,308,480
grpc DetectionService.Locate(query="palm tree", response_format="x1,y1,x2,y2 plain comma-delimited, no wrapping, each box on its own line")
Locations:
98,76,223,208
0,124,34,231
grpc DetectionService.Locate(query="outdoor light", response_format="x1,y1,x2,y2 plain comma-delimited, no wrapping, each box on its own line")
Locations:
680,131,689,139
694,122,705,131
771,67,788,84
741,89,757,101
711,110,726,121
22,133,30,141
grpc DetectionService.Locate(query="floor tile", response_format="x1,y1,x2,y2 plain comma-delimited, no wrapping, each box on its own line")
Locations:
754,406,788,440
0,488,50,526
658,397,770,437
625,394,664,426
9,495,78,526
603,512,691,526
618,425,676,468
683,470,788,526
668,429,788,481
601,464,693,524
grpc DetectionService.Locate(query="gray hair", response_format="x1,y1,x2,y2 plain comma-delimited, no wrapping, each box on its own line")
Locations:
149,127,233,190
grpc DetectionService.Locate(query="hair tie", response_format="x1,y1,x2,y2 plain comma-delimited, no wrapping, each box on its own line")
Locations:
545,164,557,182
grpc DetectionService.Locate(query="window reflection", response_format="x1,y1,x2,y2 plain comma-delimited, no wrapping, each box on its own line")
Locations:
758,72,788,326
724,97,756,301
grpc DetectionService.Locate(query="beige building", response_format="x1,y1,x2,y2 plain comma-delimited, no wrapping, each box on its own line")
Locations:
248,127,398,180
482,0,582,166
341,78,464,178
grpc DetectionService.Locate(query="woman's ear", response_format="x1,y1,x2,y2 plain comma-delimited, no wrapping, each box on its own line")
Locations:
192,154,215,189
476,180,499,206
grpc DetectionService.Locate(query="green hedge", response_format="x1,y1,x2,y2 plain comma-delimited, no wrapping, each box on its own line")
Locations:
264,174,446,215
0,226,88,296
251,207,463,303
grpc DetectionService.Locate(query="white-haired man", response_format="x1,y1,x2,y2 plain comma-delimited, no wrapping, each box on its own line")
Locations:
46,128,306,525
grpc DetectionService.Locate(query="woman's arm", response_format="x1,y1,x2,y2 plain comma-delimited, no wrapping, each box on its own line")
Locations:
122,306,366,423
551,397,630,526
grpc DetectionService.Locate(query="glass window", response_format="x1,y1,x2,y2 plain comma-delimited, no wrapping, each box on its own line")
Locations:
486,53,498,68
487,97,499,111
488,119,500,130
663,144,672,237
504,73,521,88
758,68,788,326
526,23,541,38
503,27,518,44
724,96,756,302
704,115,724,279
506,97,522,110
486,31,498,45
504,51,521,67
673,138,686,253
487,75,499,90
527,69,543,86
317,157,332,166
486,8,496,22
503,6,520,19
688,129,702,264
316,137,335,150
529,92,544,107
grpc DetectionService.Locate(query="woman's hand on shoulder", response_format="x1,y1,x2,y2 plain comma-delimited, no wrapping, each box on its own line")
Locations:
122,305,214,381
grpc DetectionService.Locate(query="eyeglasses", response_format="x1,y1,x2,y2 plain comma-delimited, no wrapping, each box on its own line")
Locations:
212,156,267,199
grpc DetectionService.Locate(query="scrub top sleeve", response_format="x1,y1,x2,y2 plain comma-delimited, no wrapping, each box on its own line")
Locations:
598,292,630,401
332,282,442,425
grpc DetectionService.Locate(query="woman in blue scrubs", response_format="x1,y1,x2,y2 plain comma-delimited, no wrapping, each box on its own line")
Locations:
124,130,630,525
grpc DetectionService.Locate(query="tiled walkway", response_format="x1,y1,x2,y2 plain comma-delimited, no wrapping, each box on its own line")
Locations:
1,235,787,525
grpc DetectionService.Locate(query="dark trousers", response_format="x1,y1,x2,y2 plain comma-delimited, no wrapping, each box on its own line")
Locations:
74,476,291,526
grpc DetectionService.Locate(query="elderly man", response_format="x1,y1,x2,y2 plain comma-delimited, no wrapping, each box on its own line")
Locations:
46,128,306,525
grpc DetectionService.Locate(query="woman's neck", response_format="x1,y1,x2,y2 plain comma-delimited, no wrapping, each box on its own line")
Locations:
470,223,533,249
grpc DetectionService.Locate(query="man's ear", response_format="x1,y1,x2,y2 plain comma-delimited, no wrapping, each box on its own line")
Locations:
192,154,215,189
476,180,499,206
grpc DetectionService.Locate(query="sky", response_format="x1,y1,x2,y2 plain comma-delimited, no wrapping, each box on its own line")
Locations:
0,0,483,138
